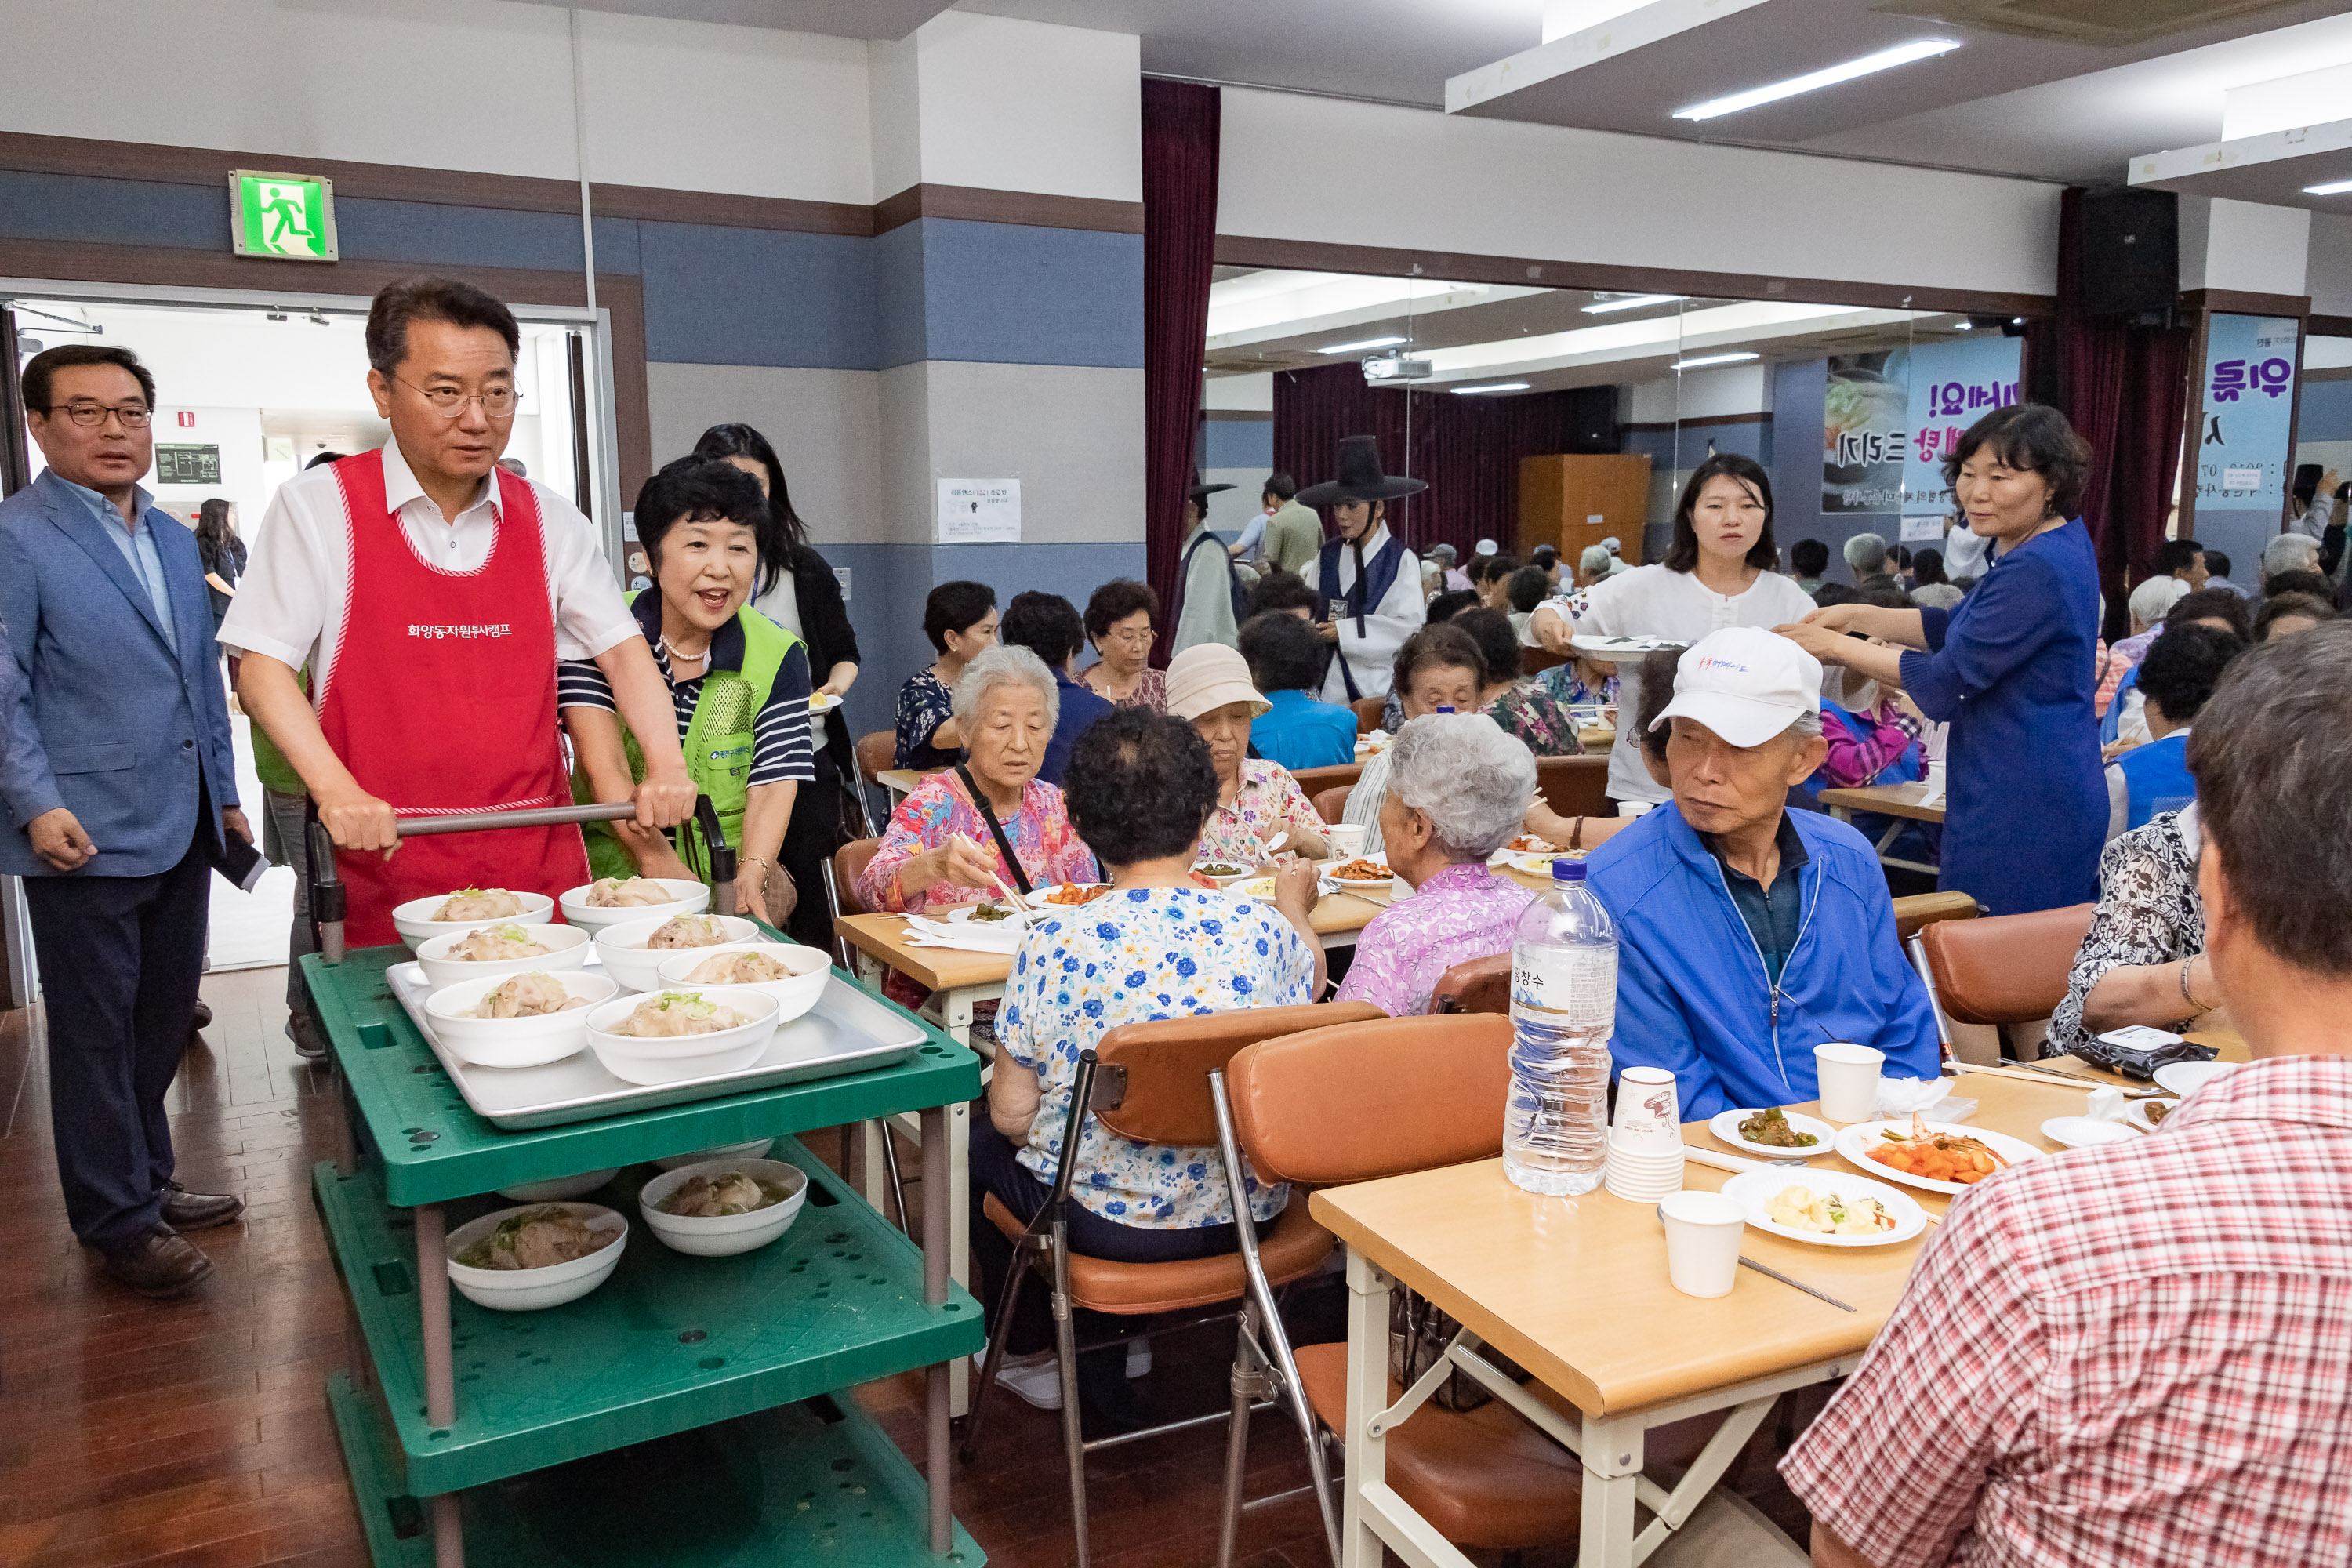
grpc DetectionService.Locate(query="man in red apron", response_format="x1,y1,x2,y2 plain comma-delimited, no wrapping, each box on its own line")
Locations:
225,277,693,946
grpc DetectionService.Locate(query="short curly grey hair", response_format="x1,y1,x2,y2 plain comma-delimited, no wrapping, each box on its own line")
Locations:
953,644,1059,732
1385,714,1536,860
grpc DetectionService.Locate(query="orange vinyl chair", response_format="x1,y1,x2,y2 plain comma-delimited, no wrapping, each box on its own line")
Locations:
1288,761,1364,802
1533,754,1611,818
960,1000,1385,1568
1891,890,1982,1061
1351,697,1387,735
1312,784,1353,825
1922,902,2094,1059
1431,952,1511,1014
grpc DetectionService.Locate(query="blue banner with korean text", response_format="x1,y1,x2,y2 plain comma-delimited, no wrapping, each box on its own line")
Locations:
2195,314,2299,514
1900,336,2023,517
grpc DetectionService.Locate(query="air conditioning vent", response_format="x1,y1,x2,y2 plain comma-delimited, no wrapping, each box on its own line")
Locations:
1875,0,2303,46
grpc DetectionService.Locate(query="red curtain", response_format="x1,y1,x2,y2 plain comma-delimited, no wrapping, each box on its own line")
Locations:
1272,362,1615,563
1142,80,1221,646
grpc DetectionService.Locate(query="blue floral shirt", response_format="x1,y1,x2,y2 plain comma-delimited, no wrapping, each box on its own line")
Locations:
997,887,1316,1228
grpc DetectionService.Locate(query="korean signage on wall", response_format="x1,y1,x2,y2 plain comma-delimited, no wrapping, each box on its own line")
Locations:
1820,353,1907,514
1820,337,2021,519
935,478,1022,544
228,169,338,262
1900,336,2024,518
2194,314,2299,512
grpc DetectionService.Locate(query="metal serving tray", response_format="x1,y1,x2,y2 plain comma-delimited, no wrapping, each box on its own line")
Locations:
386,957,927,1130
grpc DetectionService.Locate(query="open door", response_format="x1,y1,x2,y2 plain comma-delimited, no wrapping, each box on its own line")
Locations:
568,330,593,519
1,306,31,498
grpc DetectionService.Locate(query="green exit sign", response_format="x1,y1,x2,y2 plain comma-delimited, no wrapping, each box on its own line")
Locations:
228,169,338,262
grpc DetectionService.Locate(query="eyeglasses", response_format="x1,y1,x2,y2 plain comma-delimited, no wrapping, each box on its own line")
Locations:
1100,627,1155,648
395,376,521,419
46,401,151,429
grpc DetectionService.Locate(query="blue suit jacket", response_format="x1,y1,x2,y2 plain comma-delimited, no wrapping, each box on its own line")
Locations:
0,470,239,877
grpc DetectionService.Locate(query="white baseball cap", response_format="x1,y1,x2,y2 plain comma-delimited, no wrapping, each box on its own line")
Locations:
1646,626,1822,747
1473,538,1498,556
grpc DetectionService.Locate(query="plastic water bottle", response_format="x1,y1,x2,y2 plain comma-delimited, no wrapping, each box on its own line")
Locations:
1504,858,1618,1196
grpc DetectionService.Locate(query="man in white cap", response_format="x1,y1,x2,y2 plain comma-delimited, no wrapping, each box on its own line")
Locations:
1582,626,1940,1119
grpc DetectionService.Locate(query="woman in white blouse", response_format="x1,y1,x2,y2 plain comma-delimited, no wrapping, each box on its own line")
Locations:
1537,455,1816,810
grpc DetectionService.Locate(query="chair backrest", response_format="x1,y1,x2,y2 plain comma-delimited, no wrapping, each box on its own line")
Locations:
1533,754,1611,818
1227,1014,1515,1186
1288,761,1363,801
1520,644,1570,677
855,731,895,785
1351,697,1386,735
1922,902,2095,1025
833,837,883,919
1431,951,1511,1014
1312,784,1352,824
1091,1001,1387,1146
1892,889,1979,943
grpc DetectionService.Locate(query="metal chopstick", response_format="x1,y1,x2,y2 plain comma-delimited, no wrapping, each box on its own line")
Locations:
1738,1256,1857,1312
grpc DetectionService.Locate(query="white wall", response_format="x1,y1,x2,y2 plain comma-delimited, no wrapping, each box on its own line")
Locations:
1203,372,1274,412
2310,213,2352,318
1624,363,1769,423
1216,89,2063,299
2193,198,2312,298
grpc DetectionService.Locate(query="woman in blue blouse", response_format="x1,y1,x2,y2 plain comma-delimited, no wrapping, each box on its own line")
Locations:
1778,405,2103,915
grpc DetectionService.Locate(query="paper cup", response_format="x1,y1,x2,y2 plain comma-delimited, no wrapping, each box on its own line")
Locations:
1324,823,1368,860
1605,1138,1684,1202
1618,800,1655,818
1815,1042,1886,1123
1613,1067,1682,1150
1660,1190,1744,1298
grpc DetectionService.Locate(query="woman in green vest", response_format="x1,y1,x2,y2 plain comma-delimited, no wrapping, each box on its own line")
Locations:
562,459,814,930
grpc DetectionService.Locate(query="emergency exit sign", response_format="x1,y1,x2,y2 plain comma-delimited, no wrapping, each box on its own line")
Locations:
228,169,338,262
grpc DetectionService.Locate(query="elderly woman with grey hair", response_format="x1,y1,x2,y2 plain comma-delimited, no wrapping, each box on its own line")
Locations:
1334,714,1540,1015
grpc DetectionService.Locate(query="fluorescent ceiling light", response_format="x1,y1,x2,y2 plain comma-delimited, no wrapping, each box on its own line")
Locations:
1319,335,1410,354
1673,38,1960,122
1673,352,1759,370
2305,177,2352,195
1584,294,1681,314
1450,381,1531,394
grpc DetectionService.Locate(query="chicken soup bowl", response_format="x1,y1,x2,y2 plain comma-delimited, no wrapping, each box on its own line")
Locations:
392,890,557,953
593,913,761,993
637,1157,810,1258
445,1202,627,1312
423,970,619,1069
653,942,829,1024
415,921,590,991
583,985,781,1086
557,877,710,935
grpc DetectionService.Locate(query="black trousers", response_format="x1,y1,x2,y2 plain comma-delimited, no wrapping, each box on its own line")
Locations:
22,811,210,1253
778,748,850,952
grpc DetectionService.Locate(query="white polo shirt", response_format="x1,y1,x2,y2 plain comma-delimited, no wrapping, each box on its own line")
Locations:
220,440,640,703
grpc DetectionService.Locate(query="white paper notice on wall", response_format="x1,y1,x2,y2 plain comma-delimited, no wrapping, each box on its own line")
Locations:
1585,514,1605,525
937,479,1021,545
1900,515,1944,543
2221,466,2263,492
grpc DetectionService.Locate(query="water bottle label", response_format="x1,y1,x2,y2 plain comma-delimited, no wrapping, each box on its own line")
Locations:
1513,946,1617,1029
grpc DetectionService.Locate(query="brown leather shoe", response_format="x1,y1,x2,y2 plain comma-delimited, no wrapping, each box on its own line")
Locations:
194,1000,213,1030
103,1226,214,1298
159,1182,245,1231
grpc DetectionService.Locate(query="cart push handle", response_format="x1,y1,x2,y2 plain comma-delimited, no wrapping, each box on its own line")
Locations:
308,795,735,966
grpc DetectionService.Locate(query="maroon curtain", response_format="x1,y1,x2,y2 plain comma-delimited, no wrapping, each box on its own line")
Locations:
1272,362,1615,563
1142,80,1221,651
2046,187,2194,640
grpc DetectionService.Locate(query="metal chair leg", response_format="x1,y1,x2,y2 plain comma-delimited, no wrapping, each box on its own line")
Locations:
1051,1210,1091,1568
875,1117,909,1232
956,1232,1037,1462
1216,1301,1265,1568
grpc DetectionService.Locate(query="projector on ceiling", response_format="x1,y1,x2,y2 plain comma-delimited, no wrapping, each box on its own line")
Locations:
1363,354,1433,383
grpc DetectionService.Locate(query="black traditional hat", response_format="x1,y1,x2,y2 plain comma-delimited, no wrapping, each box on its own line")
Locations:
1294,434,1428,507
1189,469,1233,505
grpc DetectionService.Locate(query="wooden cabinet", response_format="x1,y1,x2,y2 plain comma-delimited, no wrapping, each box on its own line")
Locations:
1519,453,1653,568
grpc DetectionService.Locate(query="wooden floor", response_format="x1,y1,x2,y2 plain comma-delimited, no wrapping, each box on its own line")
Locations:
0,967,1341,1568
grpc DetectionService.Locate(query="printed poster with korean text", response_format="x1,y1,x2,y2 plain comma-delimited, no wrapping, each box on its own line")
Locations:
2194,314,2299,514
1822,351,1907,514
1899,336,2023,541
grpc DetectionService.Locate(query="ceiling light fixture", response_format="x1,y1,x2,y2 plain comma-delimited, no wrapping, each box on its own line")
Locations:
1319,335,1410,354
2305,177,2352,196
1583,293,1680,314
1672,352,1760,370
1672,38,1961,122
1450,381,1531,394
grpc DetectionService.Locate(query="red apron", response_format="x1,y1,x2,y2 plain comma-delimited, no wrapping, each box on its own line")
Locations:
316,451,592,946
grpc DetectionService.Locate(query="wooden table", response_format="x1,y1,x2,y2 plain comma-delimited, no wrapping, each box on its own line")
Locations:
876,767,938,816
1310,1070,2117,1568
1820,782,1946,875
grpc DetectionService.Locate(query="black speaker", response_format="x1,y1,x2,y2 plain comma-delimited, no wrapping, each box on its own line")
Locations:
2078,188,2178,317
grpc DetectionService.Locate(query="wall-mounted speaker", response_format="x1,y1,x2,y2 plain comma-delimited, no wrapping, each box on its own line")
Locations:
2078,188,2178,317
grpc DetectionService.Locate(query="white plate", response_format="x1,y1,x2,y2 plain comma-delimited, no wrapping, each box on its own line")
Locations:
1835,1119,2042,1195
809,692,840,713
1239,875,1341,901
1506,852,1575,877
1025,882,1116,909
942,900,1027,927
1708,1108,1837,1159
2041,1116,2136,1149
1192,862,1258,887
1324,857,1392,887
1570,635,1684,660
1719,1169,1926,1248
2125,1097,2181,1133
2154,1059,2238,1098
1488,839,1561,864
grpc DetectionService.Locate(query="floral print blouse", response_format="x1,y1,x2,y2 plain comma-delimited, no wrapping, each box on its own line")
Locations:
1481,680,1588,758
894,667,959,770
1195,758,1325,866
1083,665,1167,714
858,768,1100,916
1334,862,1535,1016
997,887,1315,1226
2047,808,2204,1061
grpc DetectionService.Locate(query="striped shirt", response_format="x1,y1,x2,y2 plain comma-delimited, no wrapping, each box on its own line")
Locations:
557,635,813,788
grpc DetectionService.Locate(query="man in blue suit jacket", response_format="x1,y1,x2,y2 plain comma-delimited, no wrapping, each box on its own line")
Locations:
1,345,249,1298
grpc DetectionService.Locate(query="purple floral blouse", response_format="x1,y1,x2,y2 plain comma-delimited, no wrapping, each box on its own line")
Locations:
1334,862,1536,1016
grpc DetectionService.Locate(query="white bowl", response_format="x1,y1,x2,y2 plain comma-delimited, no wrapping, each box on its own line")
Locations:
584,985,781,1085
445,1202,626,1311
653,1138,775,1171
593,913,761,992
423,970,619,1069
415,922,591,991
497,1168,621,1202
557,878,710,934
654,942,829,1023
392,891,557,953
1192,859,1258,887
2041,1116,2136,1149
637,1158,810,1257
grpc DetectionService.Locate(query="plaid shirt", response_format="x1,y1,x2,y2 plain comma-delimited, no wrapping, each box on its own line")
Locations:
1783,1055,2352,1568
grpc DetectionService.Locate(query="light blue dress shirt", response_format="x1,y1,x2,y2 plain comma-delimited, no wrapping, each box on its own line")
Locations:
58,474,175,646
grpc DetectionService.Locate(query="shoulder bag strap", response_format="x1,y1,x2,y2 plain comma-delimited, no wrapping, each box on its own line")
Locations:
954,764,1033,895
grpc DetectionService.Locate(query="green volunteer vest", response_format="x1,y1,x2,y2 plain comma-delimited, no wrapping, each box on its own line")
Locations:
572,596,800,887
251,667,309,797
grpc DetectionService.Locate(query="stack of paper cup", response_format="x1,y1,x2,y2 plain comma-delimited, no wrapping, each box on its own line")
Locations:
1605,1135,1686,1202
1606,1067,1686,1200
